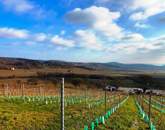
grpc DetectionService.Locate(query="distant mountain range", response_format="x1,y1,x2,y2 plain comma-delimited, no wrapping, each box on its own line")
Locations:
0,57,165,72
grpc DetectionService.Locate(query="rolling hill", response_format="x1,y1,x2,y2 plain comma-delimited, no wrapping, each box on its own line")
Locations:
0,57,164,72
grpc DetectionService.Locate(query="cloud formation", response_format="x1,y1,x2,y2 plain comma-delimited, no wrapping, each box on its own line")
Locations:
134,22,150,28
130,0,165,21
34,33,47,42
1,0,45,18
106,35,165,64
0,27,29,39
96,0,165,21
0,27,76,48
121,33,144,42
51,35,75,47
75,29,103,50
66,6,123,38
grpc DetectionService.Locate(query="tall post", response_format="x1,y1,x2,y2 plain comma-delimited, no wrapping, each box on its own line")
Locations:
113,92,115,106
85,87,87,109
148,90,152,122
138,94,139,103
161,96,163,108
119,94,120,103
105,87,107,113
6,83,9,97
3,84,5,96
21,83,24,96
39,86,42,96
61,78,64,130
142,93,144,109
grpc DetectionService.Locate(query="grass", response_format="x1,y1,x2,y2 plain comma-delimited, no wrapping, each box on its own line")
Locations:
0,68,128,78
0,97,60,130
0,95,164,130
140,96,165,130
97,96,149,130
0,94,124,130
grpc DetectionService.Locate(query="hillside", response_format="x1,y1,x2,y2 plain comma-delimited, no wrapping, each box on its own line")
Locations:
0,57,165,73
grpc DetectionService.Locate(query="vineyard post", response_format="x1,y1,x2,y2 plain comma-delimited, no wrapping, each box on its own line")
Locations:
142,93,144,109
119,94,120,103
21,83,24,96
43,87,45,96
118,94,119,104
113,92,116,106
105,87,107,113
148,90,152,122
3,84,5,96
6,83,9,97
85,87,87,109
39,86,42,96
136,94,139,104
161,96,163,108
61,78,65,130
140,94,141,103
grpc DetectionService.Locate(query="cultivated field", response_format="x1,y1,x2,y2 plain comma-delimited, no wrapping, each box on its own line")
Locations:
0,88,164,130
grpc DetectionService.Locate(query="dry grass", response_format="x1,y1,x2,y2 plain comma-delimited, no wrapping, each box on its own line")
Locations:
0,67,146,78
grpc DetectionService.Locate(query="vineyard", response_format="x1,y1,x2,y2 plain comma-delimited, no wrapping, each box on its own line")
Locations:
0,0,165,129
0,88,164,130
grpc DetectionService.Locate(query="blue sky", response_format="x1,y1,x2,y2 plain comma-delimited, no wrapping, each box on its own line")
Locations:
0,0,165,64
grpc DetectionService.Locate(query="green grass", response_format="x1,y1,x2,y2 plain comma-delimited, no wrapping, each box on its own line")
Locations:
141,96,165,130
0,97,60,130
0,95,122,130
0,96,164,130
97,97,149,130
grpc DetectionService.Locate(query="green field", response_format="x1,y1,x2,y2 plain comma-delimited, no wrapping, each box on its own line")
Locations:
0,94,164,130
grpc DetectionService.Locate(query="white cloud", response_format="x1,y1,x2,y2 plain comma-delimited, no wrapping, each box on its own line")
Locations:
121,33,144,42
51,35,75,47
0,27,48,42
34,33,47,42
2,0,33,13
75,29,103,50
1,0,45,17
0,27,29,39
66,6,148,52
106,35,165,64
130,12,146,21
0,27,75,48
134,22,150,28
109,36,164,53
96,0,165,22
130,0,165,21
66,6,123,38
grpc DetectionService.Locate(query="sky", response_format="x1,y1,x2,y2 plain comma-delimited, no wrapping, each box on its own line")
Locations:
0,0,165,65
